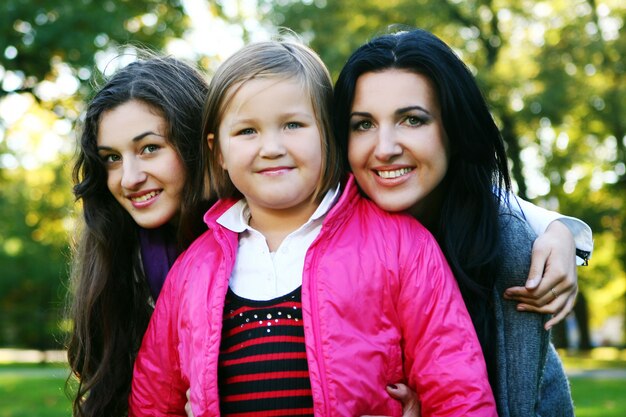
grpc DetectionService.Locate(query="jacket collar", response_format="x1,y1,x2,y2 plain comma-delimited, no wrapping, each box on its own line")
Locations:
202,174,361,231
322,174,360,229
203,197,239,230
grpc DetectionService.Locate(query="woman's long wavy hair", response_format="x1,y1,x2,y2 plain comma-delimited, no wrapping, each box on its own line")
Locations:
333,28,512,382
66,54,210,417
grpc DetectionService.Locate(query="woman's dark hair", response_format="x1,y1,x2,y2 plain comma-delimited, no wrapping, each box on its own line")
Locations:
66,53,210,417
334,28,512,382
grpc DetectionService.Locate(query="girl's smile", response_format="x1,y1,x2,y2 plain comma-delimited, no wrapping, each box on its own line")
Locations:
215,77,323,221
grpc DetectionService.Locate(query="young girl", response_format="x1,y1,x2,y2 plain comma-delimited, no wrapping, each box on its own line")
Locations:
333,28,578,415
67,54,212,417
130,40,497,416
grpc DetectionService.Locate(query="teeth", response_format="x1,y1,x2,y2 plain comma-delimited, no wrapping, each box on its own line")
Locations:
132,191,160,202
376,168,412,179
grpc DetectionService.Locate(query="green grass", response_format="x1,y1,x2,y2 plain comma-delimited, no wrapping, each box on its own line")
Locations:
0,362,67,370
560,348,626,417
570,378,626,417
0,366,72,417
1,355,625,416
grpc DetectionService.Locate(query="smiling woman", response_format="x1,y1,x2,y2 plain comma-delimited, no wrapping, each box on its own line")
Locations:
333,28,587,416
348,69,449,219
96,100,186,229
66,54,211,417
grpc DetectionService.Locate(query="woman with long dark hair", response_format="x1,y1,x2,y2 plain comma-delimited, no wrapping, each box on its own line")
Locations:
334,28,579,415
66,54,212,417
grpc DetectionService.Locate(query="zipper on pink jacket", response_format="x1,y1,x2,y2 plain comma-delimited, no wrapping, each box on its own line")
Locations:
306,241,331,415
306,183,351,415
206,226,236,414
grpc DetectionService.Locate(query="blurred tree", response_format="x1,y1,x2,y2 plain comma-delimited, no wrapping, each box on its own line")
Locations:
0,90,76,348
0,0,194,349
0,0,623,350
0,0,249,350
0,0,189,101
0,156,71,349
520,0,625,343
260,0,626,345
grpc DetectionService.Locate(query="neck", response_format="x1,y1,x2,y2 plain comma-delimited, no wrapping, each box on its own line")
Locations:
408,186,445,233
248,199,319,251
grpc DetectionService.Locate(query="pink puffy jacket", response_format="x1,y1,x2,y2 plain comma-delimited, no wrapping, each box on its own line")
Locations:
130,176,496,417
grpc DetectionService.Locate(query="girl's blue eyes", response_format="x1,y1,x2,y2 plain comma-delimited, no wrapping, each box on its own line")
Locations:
236,122,302,136
238,128,256,135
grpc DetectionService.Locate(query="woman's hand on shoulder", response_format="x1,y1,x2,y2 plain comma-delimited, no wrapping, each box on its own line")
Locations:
361,383,420,417
503,220,577,330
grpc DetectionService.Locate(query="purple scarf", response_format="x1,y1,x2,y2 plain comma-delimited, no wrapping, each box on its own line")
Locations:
138,227,179,300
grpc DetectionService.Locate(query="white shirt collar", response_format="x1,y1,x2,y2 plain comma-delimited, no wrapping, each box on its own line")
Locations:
217,184,341,233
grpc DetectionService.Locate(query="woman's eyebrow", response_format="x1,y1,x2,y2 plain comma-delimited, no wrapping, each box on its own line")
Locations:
132,131,164,142
97,131,164,151
395,105,431,116
350,106,432,118
349,111,372,118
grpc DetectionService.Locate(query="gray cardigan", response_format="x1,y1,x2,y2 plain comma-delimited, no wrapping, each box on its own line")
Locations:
493,208,574,417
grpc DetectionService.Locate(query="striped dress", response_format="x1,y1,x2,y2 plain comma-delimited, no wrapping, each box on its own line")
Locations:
218,287,314,416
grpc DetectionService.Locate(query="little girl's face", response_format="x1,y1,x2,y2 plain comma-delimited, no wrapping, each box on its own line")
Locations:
217,77,323,216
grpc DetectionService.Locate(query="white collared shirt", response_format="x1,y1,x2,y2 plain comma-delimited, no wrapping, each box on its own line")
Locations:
217,185,341,301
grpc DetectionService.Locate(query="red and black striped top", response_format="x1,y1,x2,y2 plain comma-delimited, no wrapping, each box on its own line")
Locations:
218,287,314,417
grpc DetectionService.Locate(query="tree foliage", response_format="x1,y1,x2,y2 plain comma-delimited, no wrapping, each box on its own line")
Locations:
0,159,72,348
0,0,192,349
0,0,188,101
0,0,624,348
260,0,626,343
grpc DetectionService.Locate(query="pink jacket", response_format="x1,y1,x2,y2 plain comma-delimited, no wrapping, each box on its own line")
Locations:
130,176,496,417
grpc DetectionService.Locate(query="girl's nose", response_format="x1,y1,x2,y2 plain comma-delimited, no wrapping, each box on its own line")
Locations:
259,131,287,158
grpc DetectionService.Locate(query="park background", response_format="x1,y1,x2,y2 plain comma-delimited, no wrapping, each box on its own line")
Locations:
0,0,624,415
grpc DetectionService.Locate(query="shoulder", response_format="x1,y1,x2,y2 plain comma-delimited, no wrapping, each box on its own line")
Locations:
348,196,450,272
498,204,537,250
160,227,229,305
357,196,433,238
494,205,537,287
331,176,430,238
169,227,225,279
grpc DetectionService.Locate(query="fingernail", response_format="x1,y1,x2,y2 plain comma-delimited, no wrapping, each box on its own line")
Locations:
527,278,539,288
387,384,398,390
517,305,526,311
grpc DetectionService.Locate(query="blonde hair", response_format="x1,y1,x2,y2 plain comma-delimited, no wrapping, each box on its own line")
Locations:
201,39,343,201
